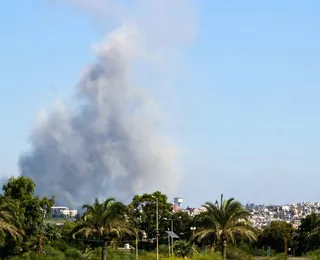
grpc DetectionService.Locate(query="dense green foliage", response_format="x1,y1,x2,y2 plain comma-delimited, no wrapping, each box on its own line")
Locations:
129,191,174,241
7,246,224,260
0,177,54,258
258,221,295,253
1,176,320,259
296,212,320,255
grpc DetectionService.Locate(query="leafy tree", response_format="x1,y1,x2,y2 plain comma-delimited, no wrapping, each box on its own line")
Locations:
130,191,173,244
61,221,77,237
195,194,256,259
170,211,193,240
72,197,134,260
0,176,54,257
45,223,62,242
258,221,295,254
58,221,88,250
297,212,320,254
2,176,35,200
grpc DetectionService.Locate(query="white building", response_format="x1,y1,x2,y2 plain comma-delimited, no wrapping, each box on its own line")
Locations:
52,206,78,218
69,210,78,217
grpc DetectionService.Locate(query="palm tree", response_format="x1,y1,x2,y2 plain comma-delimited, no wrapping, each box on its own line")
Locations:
195,194,257,259
72,198,134,260
307,226,320,248
0,197,23,239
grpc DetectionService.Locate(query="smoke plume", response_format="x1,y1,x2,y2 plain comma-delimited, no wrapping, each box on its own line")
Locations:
19,0,196,207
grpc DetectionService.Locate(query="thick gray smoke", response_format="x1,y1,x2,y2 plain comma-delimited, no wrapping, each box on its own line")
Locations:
20,0,196,208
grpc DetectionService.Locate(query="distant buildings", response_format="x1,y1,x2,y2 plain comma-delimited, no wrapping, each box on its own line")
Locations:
171,197,319,229
51,206,78,218
246,201,320,229
172,197,208,216
52,198,318,229
174,197,183,208
173,197,184,212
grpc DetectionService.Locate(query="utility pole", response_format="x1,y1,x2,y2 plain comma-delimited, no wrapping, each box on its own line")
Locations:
155,197,159,260
171,219,174,256
135,230,139,260
167,232,171,257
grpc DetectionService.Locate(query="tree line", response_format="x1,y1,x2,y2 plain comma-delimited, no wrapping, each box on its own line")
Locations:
1,176,320,260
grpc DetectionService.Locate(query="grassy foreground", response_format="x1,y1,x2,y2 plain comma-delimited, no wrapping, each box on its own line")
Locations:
8,245,313,260
8,246,223,260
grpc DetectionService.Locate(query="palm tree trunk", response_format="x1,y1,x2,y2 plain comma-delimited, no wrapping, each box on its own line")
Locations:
284,237,288,260
221,238,227,260
102,240,108,260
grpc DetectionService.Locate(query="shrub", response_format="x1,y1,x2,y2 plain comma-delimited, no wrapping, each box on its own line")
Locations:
226,246,253,260
87,248,222,260
49,241,69,252
270,253,286,260
192,251,222,260
9,246,66,260
42,246,66,260
65,247,85,260
174,240,195,257
305,248,320,260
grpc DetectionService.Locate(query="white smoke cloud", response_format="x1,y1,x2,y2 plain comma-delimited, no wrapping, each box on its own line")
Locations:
20,0,197,207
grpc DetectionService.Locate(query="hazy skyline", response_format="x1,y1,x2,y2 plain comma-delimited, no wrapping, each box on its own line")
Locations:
1,1,320,207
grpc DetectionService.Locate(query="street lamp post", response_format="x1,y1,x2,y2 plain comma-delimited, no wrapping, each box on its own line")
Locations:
167,230,171,257
190,227,196,257
152,196,159,260
190,226,196,237
171,219,174,256
135,229,139,260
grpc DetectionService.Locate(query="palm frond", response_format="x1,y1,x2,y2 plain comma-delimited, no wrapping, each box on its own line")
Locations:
194,229,219,242
0,197,23,239
308,226,320,241
196,195,257,246
72,197,134,243
0,220,23,239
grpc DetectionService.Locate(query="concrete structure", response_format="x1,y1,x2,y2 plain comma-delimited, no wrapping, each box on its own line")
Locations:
51,206,78,218
174,197,183,208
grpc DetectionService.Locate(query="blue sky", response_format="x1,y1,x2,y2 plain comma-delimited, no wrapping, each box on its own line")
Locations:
1,0,320,206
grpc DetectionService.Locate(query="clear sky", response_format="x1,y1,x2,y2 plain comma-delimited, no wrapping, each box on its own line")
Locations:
1,0,320,207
